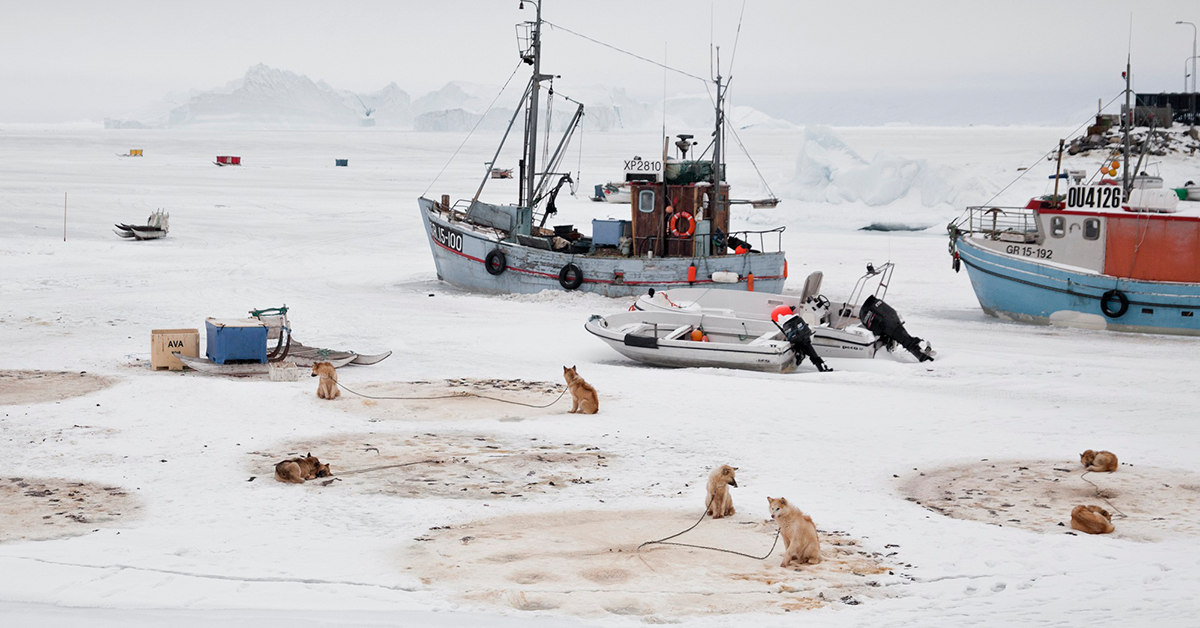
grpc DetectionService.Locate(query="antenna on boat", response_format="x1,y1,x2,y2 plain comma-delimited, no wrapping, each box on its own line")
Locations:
1122,15,1132,195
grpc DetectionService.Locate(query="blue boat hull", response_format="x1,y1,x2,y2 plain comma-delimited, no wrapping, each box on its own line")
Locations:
956,235,1200,335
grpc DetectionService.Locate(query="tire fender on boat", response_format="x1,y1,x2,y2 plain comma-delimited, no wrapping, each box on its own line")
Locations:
1100,289,1129,318
485,249,507,275
559,263,584,290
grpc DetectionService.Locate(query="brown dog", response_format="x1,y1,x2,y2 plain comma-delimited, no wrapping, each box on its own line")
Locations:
274,453,331,484
1070,504,1115,534
767,496,821,567
563,366,598,414
1080,449,1118,472
312,361,340,400
706,464,738,518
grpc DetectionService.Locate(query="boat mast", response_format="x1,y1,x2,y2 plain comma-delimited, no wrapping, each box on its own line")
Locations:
711,48,724,199
1122,55,1131,194
522,0,545,212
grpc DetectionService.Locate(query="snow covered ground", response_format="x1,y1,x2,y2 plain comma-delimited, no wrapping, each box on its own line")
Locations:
2,126,1200,627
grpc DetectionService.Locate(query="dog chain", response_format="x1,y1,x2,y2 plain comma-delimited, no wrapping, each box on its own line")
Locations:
1079,470,1127,519
639,497,781,561
335,382,568,408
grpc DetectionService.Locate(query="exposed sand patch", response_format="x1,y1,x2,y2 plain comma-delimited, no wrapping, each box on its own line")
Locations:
900,459,1200,541
248,432,610,499
403,509,908,618
0,477,141,542
0,370,115,405
334,379,569,421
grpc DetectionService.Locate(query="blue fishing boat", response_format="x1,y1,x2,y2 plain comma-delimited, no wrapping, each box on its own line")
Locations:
948,60,1200,335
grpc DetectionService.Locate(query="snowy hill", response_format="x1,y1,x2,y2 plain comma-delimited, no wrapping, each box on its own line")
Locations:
105,66,792,132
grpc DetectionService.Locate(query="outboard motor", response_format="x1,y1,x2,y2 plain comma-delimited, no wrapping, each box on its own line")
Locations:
859,295,935,362
777,314,832,372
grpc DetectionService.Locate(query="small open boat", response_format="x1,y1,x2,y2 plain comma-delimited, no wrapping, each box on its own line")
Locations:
586,264,934,372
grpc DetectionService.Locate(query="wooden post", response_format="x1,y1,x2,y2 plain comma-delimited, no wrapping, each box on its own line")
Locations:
441,194,450,212
63,193,67,241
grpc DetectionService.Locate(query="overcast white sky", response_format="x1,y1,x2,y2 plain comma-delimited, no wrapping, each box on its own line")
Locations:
1,0,1197,124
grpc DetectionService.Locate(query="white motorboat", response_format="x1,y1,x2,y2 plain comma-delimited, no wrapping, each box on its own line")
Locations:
585,263,935,372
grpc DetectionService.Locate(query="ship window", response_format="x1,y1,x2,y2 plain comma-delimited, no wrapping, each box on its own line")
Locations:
1050,216,1065,238
1184,311,1195,318
1142,308,1154,315
638,189,655,213
1083,218,1101,240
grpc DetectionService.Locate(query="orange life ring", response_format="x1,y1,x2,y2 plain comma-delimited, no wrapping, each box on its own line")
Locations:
669,211,695,238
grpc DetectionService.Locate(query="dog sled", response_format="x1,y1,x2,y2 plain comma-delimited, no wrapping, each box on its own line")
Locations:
114,209,169,240
174,305,392,376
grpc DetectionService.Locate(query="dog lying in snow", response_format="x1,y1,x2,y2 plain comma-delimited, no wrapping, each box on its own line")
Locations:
563,366,598,414
706,464,738,518
1080,449,1118,472
274,453,331,484
312,361,340,400
1070,504,1115,534
767,496,821,567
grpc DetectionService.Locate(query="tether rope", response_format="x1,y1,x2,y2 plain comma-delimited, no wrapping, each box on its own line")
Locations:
1079,470,1127,519
422,60,526,198
335,381,568,409
543,21,709,85
977,91,1125,208
639,496,781,561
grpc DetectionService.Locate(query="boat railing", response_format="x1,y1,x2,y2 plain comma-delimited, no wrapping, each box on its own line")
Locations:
632,226,786,257
950,206,1039,242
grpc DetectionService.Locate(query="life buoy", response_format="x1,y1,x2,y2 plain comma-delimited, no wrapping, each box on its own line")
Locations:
485,249,507,275
1100,289,1129,318
558,263,584,290
669,211,695,238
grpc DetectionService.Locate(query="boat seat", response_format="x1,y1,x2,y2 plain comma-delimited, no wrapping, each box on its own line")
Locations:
748,330,782,346
616,323,651,335
663,324,694,340
801,271,824,301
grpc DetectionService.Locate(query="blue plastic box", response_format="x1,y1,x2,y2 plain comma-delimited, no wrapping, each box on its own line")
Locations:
592,219,630,247
205,318,268,364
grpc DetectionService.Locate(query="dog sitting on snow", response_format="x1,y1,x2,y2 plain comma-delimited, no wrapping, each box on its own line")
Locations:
274,454,331,484
1070,504,1114,535
563,366,598,414
706,464,738,518
312,361,340,400
767,496,822,568
1080,449,1118,472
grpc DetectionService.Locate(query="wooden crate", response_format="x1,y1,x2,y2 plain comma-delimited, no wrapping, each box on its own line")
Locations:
151,328,199,371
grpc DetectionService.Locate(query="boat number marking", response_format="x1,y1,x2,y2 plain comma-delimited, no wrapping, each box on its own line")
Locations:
430,221,464,253
1066,186,1123,210
1005,245,1053,259
624,158,662,173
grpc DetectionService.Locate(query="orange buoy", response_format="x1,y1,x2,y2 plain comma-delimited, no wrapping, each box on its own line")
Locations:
690,329,704,341
735,245,749,255
747,273,755,292
770,305,793,322
688,265,697,283
701,335,710,342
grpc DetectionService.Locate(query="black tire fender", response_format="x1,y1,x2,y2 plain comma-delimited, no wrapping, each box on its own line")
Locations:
485,249,507,276
558,263,584,290
1100,289,1129,318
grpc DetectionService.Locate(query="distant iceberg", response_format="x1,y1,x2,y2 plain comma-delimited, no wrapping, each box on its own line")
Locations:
105,65,793,132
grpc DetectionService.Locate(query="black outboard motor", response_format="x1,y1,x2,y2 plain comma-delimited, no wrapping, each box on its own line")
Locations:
859,295,935,362
777,314,832,372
